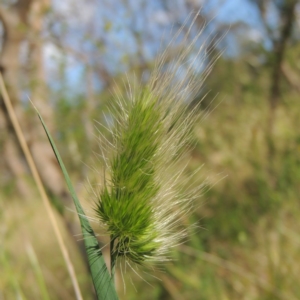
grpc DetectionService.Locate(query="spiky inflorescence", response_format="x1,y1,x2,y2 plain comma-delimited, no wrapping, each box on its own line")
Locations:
94,14,218,268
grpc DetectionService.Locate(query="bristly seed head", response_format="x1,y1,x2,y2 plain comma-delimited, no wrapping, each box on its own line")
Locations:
93,13,218,268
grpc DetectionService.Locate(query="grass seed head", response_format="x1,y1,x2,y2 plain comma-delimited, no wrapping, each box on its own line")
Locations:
94,13,217,267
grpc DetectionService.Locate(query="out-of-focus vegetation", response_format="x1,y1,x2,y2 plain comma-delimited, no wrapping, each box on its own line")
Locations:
1,0,300,299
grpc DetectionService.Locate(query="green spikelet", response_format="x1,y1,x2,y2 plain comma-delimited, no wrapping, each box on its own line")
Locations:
96,89,164,264
95,85,199,266
94,13,217,268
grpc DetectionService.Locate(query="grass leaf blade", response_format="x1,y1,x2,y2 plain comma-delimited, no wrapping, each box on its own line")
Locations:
37,112,118,300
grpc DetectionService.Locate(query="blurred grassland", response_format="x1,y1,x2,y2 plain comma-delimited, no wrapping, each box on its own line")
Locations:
1,54,300,299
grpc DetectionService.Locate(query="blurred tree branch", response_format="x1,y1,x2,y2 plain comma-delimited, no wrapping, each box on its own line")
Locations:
267,0,298,166
251,0,298,169
269,0,298,111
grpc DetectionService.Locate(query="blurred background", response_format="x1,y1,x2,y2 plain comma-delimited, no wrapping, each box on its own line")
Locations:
1,0,300,299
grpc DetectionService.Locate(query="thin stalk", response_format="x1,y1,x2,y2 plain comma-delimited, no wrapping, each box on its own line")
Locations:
110,235,116,280
26,243,51,300
0,73,83,300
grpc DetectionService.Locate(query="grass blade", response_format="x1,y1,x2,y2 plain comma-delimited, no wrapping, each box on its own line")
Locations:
36,111,118,300
26,243,51,300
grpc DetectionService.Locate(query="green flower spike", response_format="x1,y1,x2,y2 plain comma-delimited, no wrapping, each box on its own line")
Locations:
94,13,218,273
